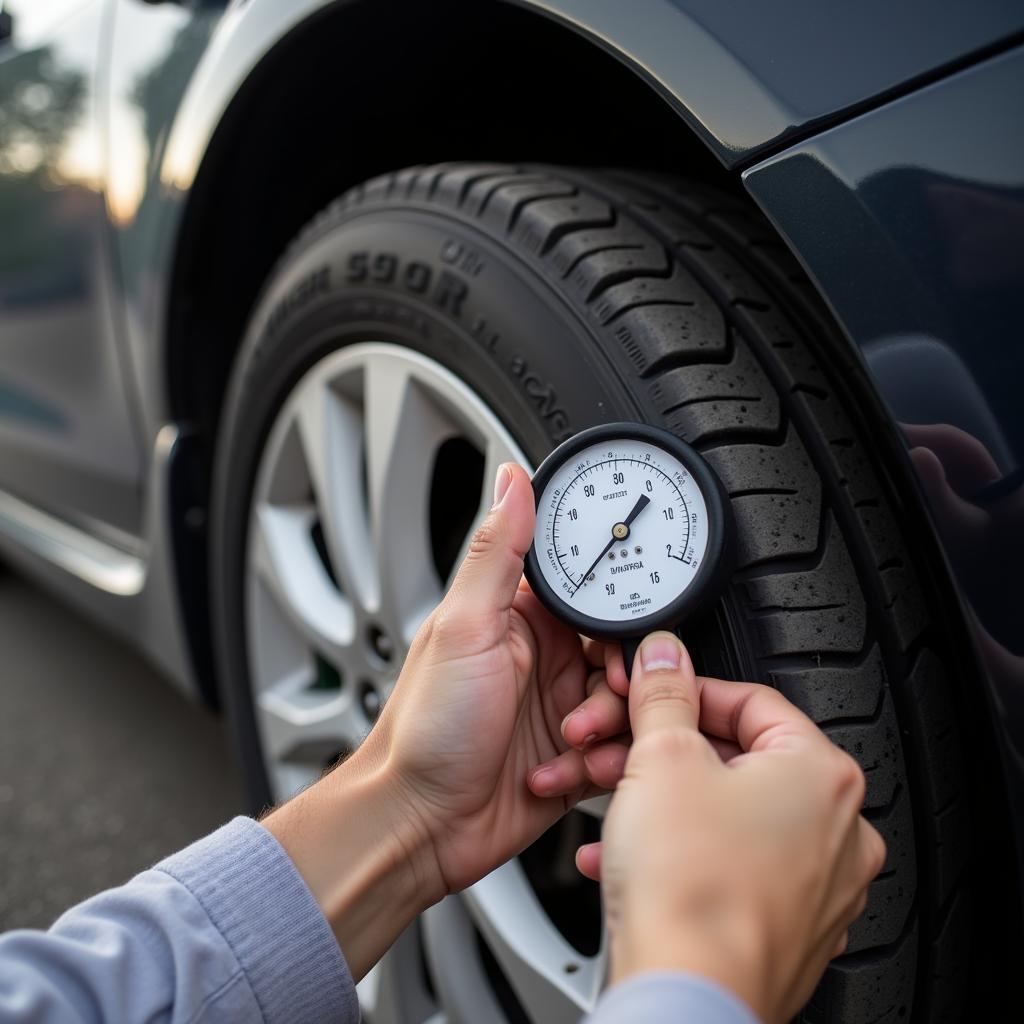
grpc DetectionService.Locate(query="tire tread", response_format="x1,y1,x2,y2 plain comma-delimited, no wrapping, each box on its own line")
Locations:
270,163,970,1022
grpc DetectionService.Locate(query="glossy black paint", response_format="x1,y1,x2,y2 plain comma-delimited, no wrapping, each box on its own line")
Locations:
745,44,1024,893
519,0,1024,163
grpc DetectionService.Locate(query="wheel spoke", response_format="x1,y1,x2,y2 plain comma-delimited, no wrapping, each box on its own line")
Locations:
252,503,355,665
444,433,527,593
463,861,606,1022
364,356,458,644
358,921,439,1024
422,897,508,1024
249,343,596,1023
256,675,364,765
294,379,380,614
576,795,610,819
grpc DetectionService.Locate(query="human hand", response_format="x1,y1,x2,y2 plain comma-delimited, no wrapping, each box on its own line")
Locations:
265,463,627,977
365,461,628,893
905,421,1021,559
905,422,1023,653
579,631,885,1024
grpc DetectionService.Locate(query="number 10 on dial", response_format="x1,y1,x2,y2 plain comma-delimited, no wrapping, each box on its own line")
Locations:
524,423,734,678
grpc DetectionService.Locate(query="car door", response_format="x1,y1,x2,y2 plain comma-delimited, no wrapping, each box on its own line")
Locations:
0,0,143,540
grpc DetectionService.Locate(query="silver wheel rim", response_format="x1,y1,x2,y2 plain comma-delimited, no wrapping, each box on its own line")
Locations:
246,342,607,1022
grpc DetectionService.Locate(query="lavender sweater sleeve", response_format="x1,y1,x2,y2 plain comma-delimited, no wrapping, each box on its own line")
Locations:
0,817,358,1023
0,815,758,1024
585,972,760,1024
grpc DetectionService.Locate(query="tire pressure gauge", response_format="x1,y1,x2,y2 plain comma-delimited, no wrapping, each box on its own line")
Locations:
524,423,734,678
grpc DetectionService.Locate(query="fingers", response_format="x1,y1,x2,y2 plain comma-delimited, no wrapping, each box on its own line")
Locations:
909,446,988,535
528,738,629,797
603,644,629,697
706,734,744,763
582,637,606,670
442,464,535,646
583,740,629,789
562,671,629,748
901,422,1000,494
581,639,628,696
575,842,601,881
858,817,887,881
818,818,882,969
697,675,823,754
528,747,586,799
628,632,701,740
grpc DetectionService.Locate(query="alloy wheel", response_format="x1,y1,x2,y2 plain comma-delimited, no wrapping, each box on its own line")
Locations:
246,342,607,1022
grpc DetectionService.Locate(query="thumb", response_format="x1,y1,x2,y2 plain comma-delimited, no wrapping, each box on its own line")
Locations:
444,463,535,637
628,632,701,739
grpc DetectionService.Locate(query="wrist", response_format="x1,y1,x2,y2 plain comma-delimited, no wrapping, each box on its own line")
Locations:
263,747,446,980
611,912,766,1020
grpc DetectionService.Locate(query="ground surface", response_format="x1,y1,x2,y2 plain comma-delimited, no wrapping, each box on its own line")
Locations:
0,571,242,929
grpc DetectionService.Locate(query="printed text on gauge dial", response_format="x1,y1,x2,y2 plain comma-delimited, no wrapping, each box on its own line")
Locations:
534,438,710,623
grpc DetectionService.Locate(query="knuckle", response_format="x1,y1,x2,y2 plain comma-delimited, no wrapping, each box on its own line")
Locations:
466,517,501,560
429,598,475,648
637,681,696,717
742,681,779,710
850,888,870,922
586,669,608,696
408,612,436,655
634,726,703,764
726,682,775,735
747,681,777,702
830,749,867,807
865,823,888,877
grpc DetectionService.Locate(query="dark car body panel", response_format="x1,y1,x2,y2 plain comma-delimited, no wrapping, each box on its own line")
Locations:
518,0,1024,164
744,42,1024,904
745,47,1024,472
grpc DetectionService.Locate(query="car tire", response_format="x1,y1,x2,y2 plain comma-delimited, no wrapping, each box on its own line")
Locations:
210,163,970,1022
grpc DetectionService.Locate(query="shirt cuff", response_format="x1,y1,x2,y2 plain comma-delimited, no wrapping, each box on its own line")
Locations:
588,971,760,1024
156,816,357,1024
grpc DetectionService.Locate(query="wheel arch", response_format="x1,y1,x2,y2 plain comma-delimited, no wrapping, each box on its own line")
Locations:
163,0,740,433
160,0,733,701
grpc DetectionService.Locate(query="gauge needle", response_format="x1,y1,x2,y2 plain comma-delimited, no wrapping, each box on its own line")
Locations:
573,494,651,594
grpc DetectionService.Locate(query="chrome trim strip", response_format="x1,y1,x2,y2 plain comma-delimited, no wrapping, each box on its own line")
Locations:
0,488,146,596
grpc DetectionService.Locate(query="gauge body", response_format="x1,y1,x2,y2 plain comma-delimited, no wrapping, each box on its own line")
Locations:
525,423,732,643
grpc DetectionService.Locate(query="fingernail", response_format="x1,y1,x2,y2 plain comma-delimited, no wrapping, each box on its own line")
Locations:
561,710,581,735
492,464,513,508
530,765,553,789
640,632,683,672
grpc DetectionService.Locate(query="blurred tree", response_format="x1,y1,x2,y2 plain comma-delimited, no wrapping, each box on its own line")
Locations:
0,46,84,177
0,46,87,281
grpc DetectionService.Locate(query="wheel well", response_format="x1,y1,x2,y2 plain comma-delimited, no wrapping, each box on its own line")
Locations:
164,0,736,701
166,0,733,436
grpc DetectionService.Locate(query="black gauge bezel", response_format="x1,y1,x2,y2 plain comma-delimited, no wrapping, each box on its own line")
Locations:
524,422,735,643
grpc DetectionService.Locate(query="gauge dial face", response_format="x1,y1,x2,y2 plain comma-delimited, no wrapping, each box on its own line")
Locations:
533,437,711,624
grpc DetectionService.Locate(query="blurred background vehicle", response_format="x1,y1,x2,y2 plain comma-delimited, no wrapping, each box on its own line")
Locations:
1,1,1022,1020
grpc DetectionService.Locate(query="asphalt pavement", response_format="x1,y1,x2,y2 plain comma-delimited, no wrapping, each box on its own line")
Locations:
0,569,242,930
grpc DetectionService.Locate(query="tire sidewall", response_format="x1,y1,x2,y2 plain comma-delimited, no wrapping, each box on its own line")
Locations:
211,205,641,807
